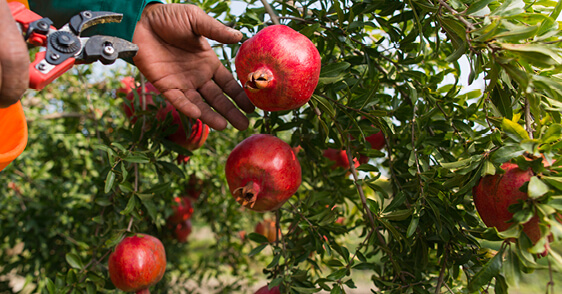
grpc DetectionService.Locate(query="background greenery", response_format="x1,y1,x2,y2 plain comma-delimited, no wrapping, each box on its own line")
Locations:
2,0,562,293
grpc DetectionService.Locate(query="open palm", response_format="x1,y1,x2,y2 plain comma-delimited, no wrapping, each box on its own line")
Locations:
132,3,254,131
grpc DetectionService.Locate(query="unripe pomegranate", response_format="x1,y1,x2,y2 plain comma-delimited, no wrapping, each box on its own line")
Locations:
167,197,193,225
174,219,192,243
225,134,301,212
323,148,359,170
473,162,541,243
108,234,166,294
255,218,279,243
235,25,321,111
255,285,281,294
123,82,209,151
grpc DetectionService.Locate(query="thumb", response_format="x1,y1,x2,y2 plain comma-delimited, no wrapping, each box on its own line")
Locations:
187,4,243,44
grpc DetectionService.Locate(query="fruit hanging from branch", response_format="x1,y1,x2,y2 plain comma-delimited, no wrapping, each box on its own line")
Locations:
235,25,321,111
225,134,302,212
108,234,166,294
472,162,555,250
323,148,360,170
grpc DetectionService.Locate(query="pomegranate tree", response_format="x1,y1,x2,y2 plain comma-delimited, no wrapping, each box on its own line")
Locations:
225,134,302,212
473,162,542,244
108,234,166,294
235,25,321,111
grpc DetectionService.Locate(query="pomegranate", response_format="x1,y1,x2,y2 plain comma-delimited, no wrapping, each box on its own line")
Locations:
167,197,193,225
123,82,210,151
185,174,203,200
117,76,137,95
473,162,544,244
323,148,360,170
108,234,166,294
235,25,321,111
255,218,279,243
225,134,302,212
366,131,385,150
174,219,192,243
255,285,281,294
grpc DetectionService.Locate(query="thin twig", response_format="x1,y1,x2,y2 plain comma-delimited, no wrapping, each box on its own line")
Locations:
260,0,280,25
436,0,476,31
524,96,534,139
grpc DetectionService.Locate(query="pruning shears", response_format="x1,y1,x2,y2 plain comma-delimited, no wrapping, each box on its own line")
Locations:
8,2,138,89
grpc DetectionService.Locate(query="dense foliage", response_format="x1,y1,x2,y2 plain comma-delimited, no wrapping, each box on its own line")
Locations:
2,0,562,293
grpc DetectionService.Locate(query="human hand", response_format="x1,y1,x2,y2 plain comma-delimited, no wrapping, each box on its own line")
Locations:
132,3,254,131
0,0,30,108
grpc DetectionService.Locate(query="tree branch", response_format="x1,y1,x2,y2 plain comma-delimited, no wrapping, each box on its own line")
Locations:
260,0,280,25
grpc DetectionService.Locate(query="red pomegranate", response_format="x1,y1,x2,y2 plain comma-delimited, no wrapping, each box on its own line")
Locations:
323,148,360,170
185,174,203,200
123,81,210,151
473,162,542,243
235,25,321,111
108,234,166,294
255,285,281,294
174,219,192,243
225,134,302,212
117,76,138,95
255,218,279,243
366,131,385,150
167,196,193,225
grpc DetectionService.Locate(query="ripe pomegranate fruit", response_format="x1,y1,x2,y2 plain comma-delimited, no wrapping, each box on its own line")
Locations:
123,81,210,151
108,234,166,294
167,197,193,225
255,218,279,243
366,131,385,150
117,76,137,95
225,134,302,212
255,285,281,294
323,148,360,170
473,162,547,245
235,25,321,111
174,219,192,243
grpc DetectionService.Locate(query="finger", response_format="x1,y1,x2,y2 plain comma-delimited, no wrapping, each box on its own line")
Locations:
198,80,249,131
187,5,243,44
162,88,202,119
164,88,228,130
213,66,255,113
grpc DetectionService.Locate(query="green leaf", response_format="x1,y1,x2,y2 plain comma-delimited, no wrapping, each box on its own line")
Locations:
466,0,496,15
468,248,503,292
121,195,137,215
311,95,336,118
406,216,419,238
491,84,513,119
248,244,267,257
123,155,150,164
104,171,116,194
495,275,508,294
501,118,530,141
65,253,83,270
490,145,525,164
527,176,549,198
248,232,269,243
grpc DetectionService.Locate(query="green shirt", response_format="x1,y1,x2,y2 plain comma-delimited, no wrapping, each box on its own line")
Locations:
28,0,165,42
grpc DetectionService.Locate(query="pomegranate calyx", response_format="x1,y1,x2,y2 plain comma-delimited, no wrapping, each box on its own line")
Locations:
245,69,274,92
136,289,150,294
233,181,260,208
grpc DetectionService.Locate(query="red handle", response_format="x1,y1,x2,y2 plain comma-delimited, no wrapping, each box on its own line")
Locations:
29,51,76,89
